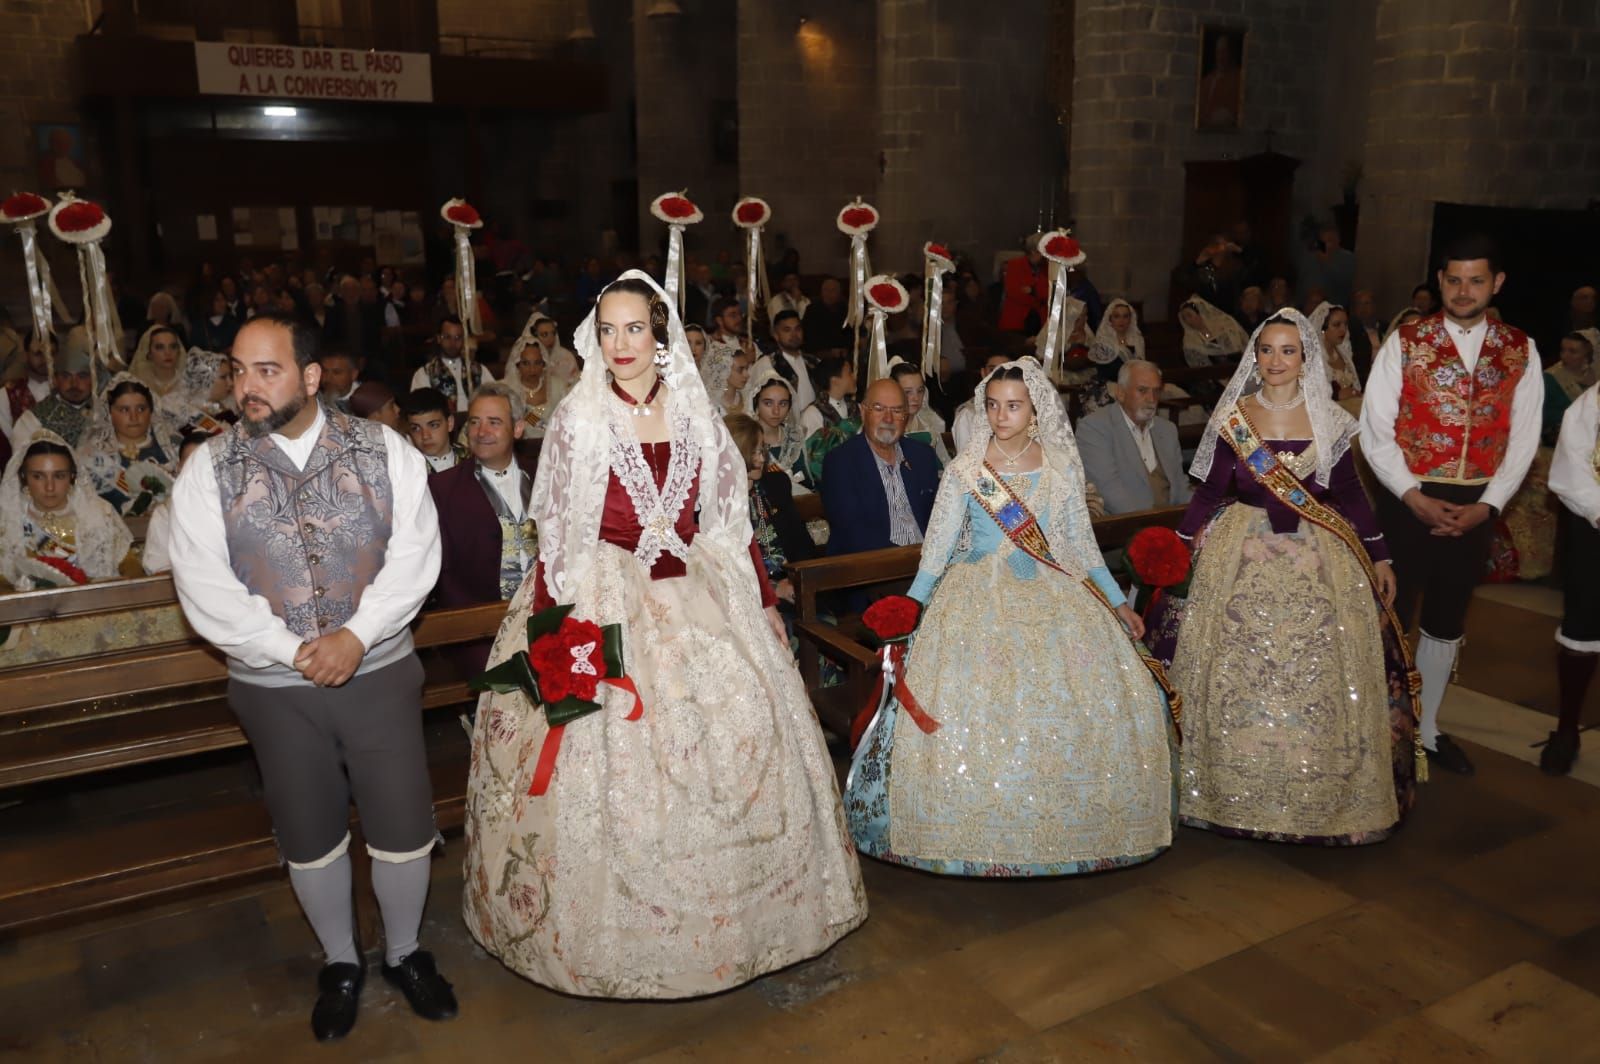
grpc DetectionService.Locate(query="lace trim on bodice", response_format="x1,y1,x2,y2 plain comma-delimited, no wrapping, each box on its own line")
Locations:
608,392,700,571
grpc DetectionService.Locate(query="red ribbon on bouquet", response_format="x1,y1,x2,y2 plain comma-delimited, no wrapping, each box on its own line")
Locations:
527,676,643,797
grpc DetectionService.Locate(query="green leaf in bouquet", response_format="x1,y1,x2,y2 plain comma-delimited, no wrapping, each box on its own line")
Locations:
545,694,603,727
526,602,574,645
470,650,542,699
600,622,625,677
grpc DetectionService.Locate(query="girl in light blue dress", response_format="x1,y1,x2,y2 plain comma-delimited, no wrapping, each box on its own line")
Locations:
844,358,1179,876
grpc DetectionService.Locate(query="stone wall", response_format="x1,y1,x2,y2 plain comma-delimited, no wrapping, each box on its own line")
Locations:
435,0,575,51
1358,0,1600,309
736,0,877,280
633,0,741,266
874,0,1058,278
1068,0,1334,317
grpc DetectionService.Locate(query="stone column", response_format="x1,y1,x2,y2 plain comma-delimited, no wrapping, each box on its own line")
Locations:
1359,0,1600,309
874,0,1056,276
735,0,878,276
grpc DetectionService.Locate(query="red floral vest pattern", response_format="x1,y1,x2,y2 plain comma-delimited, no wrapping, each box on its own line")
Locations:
1394,314,1529,483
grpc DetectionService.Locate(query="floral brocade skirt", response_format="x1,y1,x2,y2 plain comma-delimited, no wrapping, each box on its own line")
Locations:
462,541,867,999
1169,505,1415,845
844,552,1178,876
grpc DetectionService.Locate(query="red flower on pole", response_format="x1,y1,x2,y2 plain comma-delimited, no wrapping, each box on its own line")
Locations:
1126,526,1191,588
2,192,49,221
732,197,770,227
836,198,879,235
445,203,480,226
650,191,703,224
1039,228,1087,266
865,275,909,314
863,594,920,641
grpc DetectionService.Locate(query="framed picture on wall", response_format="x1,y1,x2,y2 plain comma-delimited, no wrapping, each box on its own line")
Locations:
35,123,86,190
1196,26,1245,131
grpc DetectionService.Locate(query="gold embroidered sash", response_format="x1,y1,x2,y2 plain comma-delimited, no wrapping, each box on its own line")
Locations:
964,461,1183,735
1220,404,1425,775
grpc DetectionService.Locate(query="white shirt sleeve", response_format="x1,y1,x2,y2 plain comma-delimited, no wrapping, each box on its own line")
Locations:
1479,341,1545,513
340,426,441,652
167,441,307,670
798,405,824,440
0,392,12,441
1358,330,1420,500
1548,386,1600,526
410,366,428,393
141,502,172,574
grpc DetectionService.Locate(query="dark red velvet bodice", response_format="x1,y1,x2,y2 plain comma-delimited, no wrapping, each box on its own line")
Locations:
531,441,775,610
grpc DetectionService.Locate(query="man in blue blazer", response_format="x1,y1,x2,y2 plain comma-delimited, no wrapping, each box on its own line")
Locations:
822,378,942,556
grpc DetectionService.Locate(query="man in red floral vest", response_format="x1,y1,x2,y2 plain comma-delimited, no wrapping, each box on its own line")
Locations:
1360,234,1544,775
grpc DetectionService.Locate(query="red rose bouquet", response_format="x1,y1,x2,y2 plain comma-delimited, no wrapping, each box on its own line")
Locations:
851,595,938,750
1114,525,1193,619
862,594,919,643
471,603,643,795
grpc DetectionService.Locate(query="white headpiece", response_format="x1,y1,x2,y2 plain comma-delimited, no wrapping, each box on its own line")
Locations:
955,357,1085,490
1089,298,1145,365
698,341,737,407
1307,300,1361,395
529,269,753,604
1179,296,1248,355
0,428,132,589
1190,308,1355,488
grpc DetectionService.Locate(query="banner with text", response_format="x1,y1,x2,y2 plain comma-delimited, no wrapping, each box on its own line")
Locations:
194,42,433,104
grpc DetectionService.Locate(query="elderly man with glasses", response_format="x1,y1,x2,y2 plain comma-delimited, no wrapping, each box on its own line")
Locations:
821,378,943,559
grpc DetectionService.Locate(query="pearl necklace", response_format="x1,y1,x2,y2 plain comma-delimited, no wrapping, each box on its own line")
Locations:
1255,386,1305,411
993,436,1034,468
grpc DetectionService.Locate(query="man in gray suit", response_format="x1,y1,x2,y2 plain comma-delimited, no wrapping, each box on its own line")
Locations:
1078,360,1192,514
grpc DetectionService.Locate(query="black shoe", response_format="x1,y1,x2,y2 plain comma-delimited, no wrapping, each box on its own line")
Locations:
380,949,458,1021
1425,734,1476,776
1540,730,1580,776
310,960,364,1042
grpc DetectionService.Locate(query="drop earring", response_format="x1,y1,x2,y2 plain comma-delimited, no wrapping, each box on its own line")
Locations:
1027,416,1040,440
653,341,670,368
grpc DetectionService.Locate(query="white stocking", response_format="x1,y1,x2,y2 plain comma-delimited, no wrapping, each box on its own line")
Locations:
1415,632,1460,751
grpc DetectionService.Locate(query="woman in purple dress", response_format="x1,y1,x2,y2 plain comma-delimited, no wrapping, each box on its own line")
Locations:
1167,310,1422,845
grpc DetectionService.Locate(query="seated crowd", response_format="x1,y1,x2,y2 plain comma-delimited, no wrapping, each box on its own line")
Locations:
3,230,1594,664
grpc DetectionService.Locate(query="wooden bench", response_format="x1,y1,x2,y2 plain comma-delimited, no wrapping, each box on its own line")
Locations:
0,583,507,935
786,506,1188,739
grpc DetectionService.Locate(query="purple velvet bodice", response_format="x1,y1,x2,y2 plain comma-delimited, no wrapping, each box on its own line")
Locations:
1178,439,1389,563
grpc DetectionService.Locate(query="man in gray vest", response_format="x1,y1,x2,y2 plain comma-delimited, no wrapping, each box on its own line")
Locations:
1078,359,1192,514
169,310,455,1042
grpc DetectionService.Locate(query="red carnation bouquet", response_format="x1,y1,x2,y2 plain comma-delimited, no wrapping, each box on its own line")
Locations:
851,594,938,750
1114,526,1193,620
471,603,643,796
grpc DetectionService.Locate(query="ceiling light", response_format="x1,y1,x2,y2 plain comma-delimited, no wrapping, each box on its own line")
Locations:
262,106,297,118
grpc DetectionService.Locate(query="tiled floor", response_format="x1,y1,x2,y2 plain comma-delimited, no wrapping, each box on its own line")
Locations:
3,591,1598,1063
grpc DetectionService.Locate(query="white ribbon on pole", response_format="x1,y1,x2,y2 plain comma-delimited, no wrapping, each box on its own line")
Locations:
665,223,686,320
745,225,769,344
844,643,896,793
454,225,480,364
16,222,52,357
1039,259,1074,383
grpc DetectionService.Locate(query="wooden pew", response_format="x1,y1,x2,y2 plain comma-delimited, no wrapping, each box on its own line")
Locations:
786,506,1187,738
0,590,507,935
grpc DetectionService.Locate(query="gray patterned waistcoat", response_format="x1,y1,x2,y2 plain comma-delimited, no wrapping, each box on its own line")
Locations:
211,408,393,640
